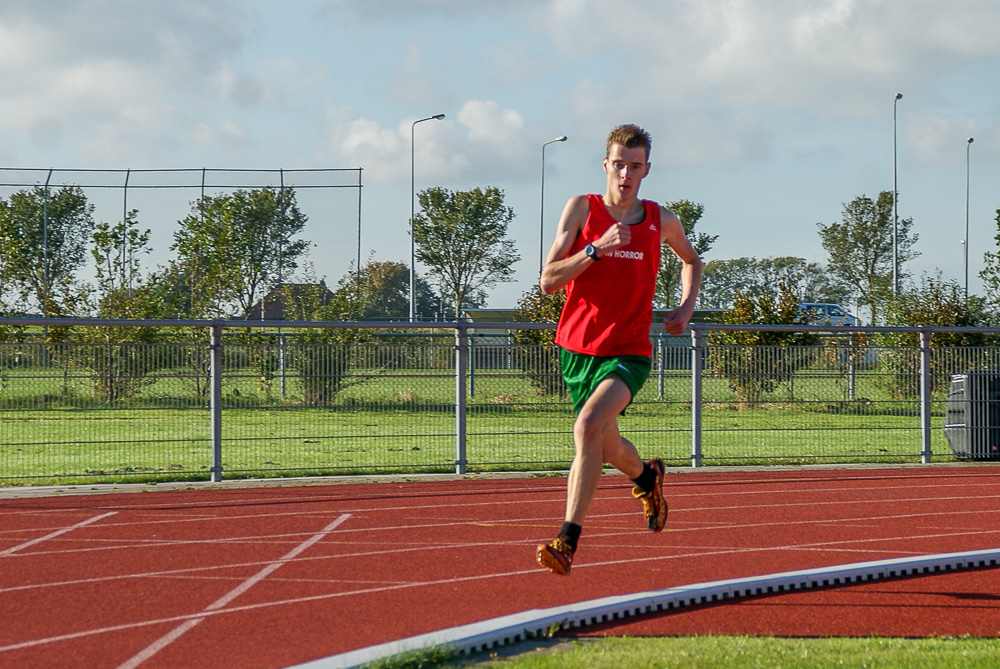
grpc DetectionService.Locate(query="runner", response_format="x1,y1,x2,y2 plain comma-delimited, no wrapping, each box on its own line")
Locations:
535,123,703,575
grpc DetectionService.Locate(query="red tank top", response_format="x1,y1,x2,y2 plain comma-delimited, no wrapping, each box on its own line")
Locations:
554,194,662,358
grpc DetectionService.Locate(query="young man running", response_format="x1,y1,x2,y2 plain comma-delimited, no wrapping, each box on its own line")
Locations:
536,123,702,575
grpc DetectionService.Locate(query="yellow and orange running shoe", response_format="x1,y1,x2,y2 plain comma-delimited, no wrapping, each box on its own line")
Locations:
631,457,668,532
535,534,575,575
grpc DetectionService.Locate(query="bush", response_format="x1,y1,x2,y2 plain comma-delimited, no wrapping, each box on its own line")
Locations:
512,286,566,397
707,282,818,407
875,278,1000,398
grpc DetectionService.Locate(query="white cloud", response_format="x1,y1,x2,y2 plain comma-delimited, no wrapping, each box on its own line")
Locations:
0,1,250,164
456,100,525,146
320,103,410,181
321,0,537,22
537,1,1000,111
520,0,1000,165
905,113,979,164
319,100,531,185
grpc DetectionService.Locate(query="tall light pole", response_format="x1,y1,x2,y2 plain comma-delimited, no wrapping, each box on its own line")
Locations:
410,113,445,322
965,136,974,298
539,135,567,274
892,92,902,295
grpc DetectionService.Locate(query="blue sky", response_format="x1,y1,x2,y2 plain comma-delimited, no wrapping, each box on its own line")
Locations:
2,0,999,311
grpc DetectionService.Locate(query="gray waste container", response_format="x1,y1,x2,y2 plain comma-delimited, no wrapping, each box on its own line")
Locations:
943,371,1000,460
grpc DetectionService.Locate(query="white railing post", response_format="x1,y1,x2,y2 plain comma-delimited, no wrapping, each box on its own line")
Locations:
920,328,933,463
455,324,468,475
691,327,704,468
210,322,224,482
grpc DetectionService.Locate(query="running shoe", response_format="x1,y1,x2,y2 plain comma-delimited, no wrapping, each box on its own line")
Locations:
631,457,668,532
536,534,575,575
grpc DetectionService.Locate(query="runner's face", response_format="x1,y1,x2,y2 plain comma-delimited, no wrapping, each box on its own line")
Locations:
603,144,650,199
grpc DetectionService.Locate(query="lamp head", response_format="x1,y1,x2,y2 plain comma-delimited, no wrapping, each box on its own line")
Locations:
555,135,567,142
895,92,903,100
431,113,445,120
968,137,974,144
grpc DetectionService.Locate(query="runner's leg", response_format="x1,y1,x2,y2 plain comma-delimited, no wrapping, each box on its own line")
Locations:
564,376,640,524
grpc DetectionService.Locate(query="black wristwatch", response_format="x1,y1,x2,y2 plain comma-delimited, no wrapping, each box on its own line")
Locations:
584,244,600,261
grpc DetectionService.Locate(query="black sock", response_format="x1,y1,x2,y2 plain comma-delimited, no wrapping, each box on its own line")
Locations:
559,522,582,551
632,462,657,494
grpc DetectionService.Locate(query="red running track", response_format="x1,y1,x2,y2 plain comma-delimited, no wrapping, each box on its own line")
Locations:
1,465,999,668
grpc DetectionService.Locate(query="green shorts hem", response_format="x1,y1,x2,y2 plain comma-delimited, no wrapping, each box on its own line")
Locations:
559,348,652,414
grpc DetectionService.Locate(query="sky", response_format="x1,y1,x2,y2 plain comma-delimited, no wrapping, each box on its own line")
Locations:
2,0,1000,313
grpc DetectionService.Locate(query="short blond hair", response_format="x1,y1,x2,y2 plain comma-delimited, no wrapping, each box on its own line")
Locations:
606,124,651,160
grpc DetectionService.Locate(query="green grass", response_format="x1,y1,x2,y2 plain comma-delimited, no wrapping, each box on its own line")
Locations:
375,636,1000,668
0,362,964,485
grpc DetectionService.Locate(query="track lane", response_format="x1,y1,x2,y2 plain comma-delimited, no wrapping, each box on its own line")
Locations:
1,467,998,667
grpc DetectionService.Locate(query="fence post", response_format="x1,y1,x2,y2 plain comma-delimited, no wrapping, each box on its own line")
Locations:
455,324,468,475
656,335,665,399
919,328,932,463
209,322,224,482
469,333,475,398
691,327,704,468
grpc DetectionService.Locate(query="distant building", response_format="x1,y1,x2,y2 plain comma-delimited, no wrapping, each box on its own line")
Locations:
245,283,334,320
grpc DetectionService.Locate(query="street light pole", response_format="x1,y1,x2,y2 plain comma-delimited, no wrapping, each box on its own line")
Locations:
965,136,974,298
893,92,902,296
539,135,567,274
410,113,445,322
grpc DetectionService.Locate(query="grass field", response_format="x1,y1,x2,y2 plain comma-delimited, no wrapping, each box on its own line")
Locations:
0,358,962,485
435,635,1000,668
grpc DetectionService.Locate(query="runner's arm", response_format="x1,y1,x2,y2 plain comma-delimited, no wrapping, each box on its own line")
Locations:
660,206,703,335
539,195,591,294
540,196,630,294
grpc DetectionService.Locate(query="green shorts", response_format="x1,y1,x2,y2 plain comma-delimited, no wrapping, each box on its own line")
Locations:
560,348,652,415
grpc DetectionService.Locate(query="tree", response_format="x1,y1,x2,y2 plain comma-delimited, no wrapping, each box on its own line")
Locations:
876,276,997,399
77,211,166,401
656,200,717,308
700,257,848,310
90,210,153,316
699,257,759,309
280,281,366,405
171,187,309,318
0,186,94,316
140,260,216,319
413,186,520,319
330,257,441,321
708,280,818,407
818,191,918,324
512,286,567,396
978,208,1000,310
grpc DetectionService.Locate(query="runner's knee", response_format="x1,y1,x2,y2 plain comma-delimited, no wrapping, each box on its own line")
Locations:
573,412,606,449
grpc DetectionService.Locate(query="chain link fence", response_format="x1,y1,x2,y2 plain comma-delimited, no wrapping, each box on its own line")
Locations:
1,318,997,485
0,167,365,295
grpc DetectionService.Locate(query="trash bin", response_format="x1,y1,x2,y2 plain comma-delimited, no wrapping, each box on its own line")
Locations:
943,371,1000,460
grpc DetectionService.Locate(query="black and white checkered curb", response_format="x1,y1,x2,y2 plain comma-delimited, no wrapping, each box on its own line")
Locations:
295,548,1000,669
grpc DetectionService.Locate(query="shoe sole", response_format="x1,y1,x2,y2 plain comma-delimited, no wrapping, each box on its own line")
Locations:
648,458,668,532
536,545,571,575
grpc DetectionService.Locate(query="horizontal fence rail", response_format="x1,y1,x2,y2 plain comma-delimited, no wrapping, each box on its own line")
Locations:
1,317,998,485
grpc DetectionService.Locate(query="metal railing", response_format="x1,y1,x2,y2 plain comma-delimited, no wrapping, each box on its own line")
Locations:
1,317,997,485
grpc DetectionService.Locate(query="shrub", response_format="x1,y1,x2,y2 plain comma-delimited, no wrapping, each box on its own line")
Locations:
707,281,818,407
512,286,566,397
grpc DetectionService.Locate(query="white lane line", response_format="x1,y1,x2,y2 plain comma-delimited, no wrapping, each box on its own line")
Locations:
5,538,999,660
5,483,997,543
115,513,350,669
0,563,547,657
5,504,1000,597
5,525,994,598
0,512,118,556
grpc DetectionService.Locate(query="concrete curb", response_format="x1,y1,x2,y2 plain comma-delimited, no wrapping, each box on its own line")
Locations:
294,548,1000,669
